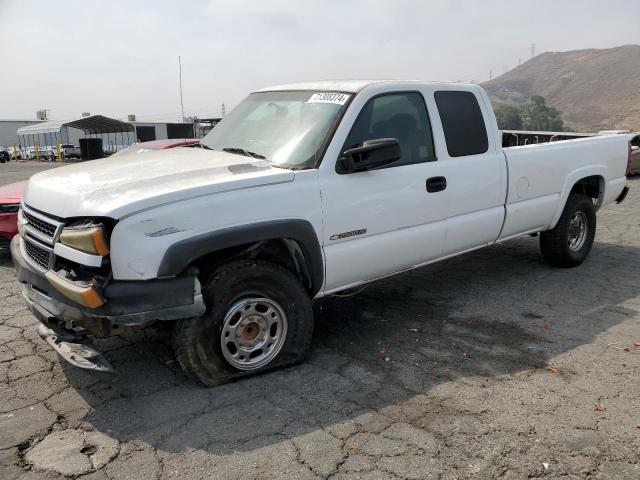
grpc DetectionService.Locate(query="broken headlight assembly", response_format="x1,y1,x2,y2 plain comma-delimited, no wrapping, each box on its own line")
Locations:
59,222,110,256
49,219,115,308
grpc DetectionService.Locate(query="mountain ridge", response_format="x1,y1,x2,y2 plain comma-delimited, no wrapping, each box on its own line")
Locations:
482,45,640,132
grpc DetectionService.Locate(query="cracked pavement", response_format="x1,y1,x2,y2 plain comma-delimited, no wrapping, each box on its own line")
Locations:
1,162,639,479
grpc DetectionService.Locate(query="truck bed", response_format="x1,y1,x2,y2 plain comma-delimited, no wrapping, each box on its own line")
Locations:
502,130,595,147
499,134,629,240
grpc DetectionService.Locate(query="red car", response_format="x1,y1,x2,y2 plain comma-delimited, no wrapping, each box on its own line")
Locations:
0,181,26,249
110,138,200,157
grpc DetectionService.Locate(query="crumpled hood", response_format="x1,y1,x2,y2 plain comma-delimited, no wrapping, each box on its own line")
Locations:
24,147,294,218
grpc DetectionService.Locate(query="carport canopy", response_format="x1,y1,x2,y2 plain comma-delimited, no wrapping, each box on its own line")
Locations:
17,115,135,135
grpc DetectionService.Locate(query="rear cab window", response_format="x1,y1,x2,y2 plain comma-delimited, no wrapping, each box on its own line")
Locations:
434,90,488,157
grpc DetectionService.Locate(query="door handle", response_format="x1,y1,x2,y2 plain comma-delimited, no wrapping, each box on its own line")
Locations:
426,176,447,193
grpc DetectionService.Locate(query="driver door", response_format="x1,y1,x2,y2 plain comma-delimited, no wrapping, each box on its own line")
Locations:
319,90,450,293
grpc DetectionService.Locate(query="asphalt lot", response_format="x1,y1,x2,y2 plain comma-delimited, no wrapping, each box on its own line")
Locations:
0,161,63,185
1,161,639,479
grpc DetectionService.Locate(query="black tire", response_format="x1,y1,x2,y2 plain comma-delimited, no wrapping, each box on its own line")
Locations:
540,193,596,268
173,259,314,386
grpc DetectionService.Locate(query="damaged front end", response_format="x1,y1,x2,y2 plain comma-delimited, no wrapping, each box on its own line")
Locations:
11,205,205,376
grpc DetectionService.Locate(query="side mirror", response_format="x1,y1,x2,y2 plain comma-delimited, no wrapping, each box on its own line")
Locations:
338,138,401,173
632,145,640,152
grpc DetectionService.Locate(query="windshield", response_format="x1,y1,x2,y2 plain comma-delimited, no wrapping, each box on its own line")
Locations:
200,90,351,169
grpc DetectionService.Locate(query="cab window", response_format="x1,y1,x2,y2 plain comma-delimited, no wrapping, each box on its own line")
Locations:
342,92,436,168
434,90,489,157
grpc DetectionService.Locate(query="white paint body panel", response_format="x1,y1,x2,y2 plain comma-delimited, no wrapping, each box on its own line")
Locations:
500,134,628,240
20,80,630,296
319,83,506,291
23,148,294,219
109,170,322,280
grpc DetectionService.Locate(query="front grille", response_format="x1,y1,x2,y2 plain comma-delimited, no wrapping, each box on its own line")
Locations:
20,206,60,271
23,210,57,238
20,206,108,280
0,236,10,249
24,239,51,270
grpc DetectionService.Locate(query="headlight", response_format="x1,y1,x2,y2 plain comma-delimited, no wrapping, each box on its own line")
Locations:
59,225,110,256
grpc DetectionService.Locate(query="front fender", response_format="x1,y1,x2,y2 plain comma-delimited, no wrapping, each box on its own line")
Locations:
157,219,325,296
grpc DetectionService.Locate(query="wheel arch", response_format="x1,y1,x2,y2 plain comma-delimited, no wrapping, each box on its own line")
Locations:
157,219,324,296
549,167,606,229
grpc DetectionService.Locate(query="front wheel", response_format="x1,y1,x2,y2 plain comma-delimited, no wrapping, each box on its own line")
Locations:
173,260,314,386
540,193,596,267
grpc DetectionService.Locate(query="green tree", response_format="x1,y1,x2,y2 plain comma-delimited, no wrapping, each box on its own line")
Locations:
521,95,565,131
494,104,524,130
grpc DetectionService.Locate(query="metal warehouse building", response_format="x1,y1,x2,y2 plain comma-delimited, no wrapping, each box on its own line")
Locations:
0,120,43,147
0,117,197,150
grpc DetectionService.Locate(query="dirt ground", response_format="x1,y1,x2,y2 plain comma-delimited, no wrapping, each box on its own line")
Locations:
1,161,639,479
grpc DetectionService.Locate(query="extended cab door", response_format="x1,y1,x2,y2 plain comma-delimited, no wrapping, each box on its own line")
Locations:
318,87,449,293
429,87,506,255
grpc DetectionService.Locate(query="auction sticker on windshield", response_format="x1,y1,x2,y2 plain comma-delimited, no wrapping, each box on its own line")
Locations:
307,92,350,105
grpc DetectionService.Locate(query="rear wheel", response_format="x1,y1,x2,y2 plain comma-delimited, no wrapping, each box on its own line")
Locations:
173,259,314,386
540,193,596,267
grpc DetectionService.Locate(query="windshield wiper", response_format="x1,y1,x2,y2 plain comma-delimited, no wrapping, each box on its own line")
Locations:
222,147,266,159
199,144,214,150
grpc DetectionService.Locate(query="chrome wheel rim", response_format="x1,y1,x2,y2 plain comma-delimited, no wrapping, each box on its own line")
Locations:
220,297,288,371
568,211,588,251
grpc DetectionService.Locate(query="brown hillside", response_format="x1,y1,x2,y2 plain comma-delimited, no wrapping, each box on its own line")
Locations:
482,45,640,132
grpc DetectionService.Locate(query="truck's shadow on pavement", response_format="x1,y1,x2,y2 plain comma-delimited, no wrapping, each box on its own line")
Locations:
56,235,638,454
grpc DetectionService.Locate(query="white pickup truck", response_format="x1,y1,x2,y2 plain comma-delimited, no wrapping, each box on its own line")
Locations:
11,80,630,385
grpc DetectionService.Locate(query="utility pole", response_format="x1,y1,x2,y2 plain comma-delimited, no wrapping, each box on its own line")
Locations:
178,56,185,122
221,103,226,117
489,69,493,81
531,43,536,58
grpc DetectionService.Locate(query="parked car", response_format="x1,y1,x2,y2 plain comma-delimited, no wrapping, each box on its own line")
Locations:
11,80,630,384
110,138,200,157
43,146,58,161
25,147,37,160
60,144,81,160
7,146,24,160
23,146,55,161
0,181,26,249
628,133,640,175
0,147,10,163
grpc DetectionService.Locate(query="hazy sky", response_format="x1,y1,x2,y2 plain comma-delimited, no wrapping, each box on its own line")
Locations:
0,0,637,121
